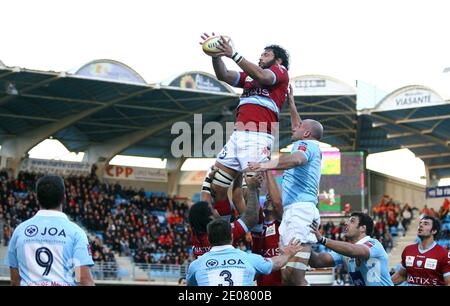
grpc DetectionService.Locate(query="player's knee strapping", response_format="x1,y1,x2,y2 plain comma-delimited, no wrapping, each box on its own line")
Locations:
285,262,310,270
295,252,311,260
284,252,311,270
212,169,234,188
201,168,213,194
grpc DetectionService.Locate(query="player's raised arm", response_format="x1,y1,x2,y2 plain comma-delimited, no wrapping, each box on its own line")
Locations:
212,57,240,86
287,84,302,130
310,222,370,260
239,173,263,230
265,171,283,220
270,238,303,271
216,37,277,86
248,151,307,171
232,173,246,216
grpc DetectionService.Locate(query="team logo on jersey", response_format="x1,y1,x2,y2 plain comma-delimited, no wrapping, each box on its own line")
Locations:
206,259,219,268
24,225,38,237
297,142,308,152
405,256,415,267
416,260,423,267
245,76,253,82
363,241,375,248
424,258,437,270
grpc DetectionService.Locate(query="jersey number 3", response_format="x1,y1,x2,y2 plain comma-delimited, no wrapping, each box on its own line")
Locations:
218,270,234,286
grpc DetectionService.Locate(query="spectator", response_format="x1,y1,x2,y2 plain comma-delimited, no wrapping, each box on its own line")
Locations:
178,277,187,286
420,205,432,217
439,198,449,220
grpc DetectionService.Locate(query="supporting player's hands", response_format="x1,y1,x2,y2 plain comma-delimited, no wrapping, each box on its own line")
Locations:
245,172,264,189
207,165,218,180
279,238,303,258
310,221,322,241
247,162,262,172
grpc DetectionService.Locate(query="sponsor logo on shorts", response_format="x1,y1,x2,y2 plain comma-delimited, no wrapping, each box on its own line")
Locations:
218,146,227,159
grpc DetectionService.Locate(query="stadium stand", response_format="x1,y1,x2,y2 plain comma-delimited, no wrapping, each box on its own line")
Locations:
0,170,195,280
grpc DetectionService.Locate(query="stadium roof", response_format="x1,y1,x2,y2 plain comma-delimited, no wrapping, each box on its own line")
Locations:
358,85,450,179
0,60,448,180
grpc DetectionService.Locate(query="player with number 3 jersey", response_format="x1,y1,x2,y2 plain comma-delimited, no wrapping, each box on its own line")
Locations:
187,219,302,286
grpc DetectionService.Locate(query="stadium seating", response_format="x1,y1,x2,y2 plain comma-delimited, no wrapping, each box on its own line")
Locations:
0,170,193,267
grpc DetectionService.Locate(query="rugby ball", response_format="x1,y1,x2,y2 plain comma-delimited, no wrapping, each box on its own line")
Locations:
202,35,232,54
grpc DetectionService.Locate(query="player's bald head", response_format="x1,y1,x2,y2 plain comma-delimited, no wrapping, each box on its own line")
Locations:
303,119,323,140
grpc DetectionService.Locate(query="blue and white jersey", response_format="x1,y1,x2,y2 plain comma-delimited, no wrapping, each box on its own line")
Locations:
330,236,393,286
6,210,94,286
187,245,273,286
282,139,322,206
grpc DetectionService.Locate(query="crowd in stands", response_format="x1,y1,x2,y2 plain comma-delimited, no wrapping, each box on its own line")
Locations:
0,169,194,269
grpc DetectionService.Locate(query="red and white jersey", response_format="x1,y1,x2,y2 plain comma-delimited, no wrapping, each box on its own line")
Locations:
401,242,450,286
232,64,289,134
252,219,282,286
190,218,248,257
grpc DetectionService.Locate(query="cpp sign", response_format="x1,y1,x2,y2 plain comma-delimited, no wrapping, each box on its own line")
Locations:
105,165,134,178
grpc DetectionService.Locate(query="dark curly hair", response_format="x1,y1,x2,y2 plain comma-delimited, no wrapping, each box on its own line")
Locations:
188,201,213,236
265,45,289,70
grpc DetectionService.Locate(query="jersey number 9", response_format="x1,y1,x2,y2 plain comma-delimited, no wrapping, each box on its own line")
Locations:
35,247,54,276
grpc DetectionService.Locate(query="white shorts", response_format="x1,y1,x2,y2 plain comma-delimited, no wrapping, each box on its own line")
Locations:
216,130,273,172
279,202,320,246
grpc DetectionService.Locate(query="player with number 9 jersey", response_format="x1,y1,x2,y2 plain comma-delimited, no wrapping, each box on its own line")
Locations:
6,175,94,286
7,210,95,286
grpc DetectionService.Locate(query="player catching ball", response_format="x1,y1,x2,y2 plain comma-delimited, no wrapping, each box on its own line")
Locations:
199,33,290,222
